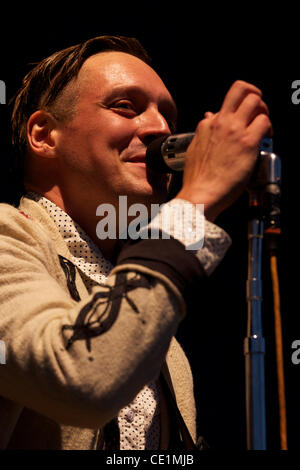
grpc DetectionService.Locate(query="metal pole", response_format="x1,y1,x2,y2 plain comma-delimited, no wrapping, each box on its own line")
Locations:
244,206,267,450
244,137,281,450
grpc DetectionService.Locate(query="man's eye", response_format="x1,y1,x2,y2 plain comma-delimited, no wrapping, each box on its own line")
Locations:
113,101,135,112
117,102,132,109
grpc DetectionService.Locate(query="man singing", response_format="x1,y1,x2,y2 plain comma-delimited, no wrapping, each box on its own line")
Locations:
0,35,271,449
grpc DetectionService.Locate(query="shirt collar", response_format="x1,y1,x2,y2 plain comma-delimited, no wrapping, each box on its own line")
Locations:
25,192,113,283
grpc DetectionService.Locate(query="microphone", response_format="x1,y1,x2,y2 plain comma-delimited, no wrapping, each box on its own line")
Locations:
146,133,195,173
146,133,280,186
146,133,282,236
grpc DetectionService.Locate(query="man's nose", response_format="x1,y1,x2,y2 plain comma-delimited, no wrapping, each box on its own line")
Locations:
137,107,172,145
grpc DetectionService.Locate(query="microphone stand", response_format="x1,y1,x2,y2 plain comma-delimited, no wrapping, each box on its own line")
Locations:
244,138,281,450
245,193,266,449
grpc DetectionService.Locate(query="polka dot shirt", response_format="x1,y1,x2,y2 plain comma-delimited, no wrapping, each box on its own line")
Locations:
26,192,231,450
26,192,161,450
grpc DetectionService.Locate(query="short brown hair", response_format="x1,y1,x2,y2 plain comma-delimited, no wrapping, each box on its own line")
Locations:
10,35,151,180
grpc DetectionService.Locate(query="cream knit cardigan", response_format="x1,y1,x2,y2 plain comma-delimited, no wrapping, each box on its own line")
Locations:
0,197,197,449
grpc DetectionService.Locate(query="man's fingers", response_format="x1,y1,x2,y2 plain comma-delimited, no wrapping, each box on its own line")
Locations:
247,113,273,142
221,80,263,114
236,93,270,126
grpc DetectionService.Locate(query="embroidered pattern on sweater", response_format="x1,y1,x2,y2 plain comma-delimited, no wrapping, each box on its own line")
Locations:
61,271,150,351
58,255,81,302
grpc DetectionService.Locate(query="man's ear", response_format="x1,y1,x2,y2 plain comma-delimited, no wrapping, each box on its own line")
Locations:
27,110,58,158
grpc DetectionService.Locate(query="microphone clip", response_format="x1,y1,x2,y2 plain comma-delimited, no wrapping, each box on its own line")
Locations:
248,138,282,251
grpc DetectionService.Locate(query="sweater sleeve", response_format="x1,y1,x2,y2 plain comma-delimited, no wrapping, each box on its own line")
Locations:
0,204,205,430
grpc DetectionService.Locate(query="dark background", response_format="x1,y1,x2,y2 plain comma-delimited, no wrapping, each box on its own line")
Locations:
0,10,299,450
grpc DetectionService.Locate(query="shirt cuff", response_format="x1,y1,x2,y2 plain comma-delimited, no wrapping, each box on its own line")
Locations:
143,198,232,276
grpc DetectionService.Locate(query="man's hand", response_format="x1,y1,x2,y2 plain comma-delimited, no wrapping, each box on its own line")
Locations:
176,80,273,221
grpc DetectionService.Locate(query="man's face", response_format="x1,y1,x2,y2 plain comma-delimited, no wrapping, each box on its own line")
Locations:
54,51,177,208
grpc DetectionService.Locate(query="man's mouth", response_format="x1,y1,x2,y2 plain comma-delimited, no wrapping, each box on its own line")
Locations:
124,153,147,167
